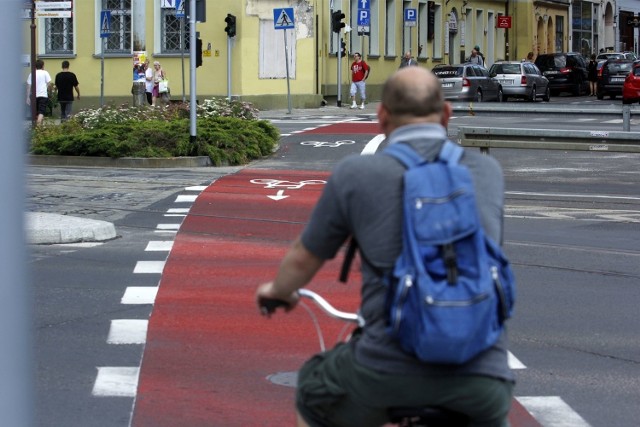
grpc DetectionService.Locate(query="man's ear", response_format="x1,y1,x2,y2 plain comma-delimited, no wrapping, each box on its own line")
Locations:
377,103,389,135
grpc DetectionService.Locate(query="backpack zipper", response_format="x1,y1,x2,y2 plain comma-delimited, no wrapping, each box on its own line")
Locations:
415,188,467,209
424,292,489,306
392,275,413,332
492,265,509,321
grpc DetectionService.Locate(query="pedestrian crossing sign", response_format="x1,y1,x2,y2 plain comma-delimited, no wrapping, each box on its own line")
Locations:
100,10,111,38
273,7,295,30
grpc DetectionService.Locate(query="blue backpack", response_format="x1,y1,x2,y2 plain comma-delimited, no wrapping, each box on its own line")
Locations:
382,141,515,364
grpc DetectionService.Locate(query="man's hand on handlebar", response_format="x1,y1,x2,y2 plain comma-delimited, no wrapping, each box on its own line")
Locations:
256,281,300,317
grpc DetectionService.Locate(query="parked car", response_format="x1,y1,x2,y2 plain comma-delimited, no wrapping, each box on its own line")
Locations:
622,61,640,104
597,52,637,61
432,64,503,102
534,53,589,96
596,59,635,100
488,61,550,102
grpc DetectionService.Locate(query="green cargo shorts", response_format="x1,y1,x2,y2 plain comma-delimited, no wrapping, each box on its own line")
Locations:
296,342,514,427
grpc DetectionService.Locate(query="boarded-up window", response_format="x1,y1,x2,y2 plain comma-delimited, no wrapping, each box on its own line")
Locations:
259,21,296,79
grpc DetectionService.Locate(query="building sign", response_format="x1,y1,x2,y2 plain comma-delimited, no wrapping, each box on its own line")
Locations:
448,12,457,33
497,16,512,29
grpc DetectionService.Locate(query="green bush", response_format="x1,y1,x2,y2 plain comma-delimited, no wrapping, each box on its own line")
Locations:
30,98,278,166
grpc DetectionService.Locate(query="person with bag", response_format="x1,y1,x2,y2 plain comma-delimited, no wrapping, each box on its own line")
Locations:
151,61,168,106
256,66,515,427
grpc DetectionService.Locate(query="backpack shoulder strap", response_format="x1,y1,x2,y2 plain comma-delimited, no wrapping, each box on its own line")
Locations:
438,140,464,165
383,142,425,168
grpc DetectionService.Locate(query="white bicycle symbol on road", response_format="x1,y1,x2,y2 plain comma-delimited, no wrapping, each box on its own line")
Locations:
300,140,356,148
250,179,327,189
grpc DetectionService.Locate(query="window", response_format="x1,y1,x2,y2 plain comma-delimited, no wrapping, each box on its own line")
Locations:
41,0,74,55
432,3,442,59
102,0,131,53
161,6,190,53
385,0,396,56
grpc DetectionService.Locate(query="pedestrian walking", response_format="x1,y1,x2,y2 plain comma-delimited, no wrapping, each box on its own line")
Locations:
54,60,80,121
468,46,484,66
151,61,168,106
256,66,513,427
399,51,418,68
26,59,52,126
144,59,154,105
588,54,598,96
349,52,370,109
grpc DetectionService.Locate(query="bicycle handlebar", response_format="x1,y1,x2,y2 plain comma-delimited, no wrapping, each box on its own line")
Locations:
258,289,361,324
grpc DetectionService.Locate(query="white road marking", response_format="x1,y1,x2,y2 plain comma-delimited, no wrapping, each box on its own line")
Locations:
156,223,180,231
362,134,386,155
121,287,158,305
133,261,165,274
175,194,198,203
107,319,148,345
508,351,526,369
517,396,591,427
92,367,140,397
185,186,207,191
145,241,173,251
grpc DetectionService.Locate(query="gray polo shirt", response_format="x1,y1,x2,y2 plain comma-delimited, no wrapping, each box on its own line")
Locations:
301,123,513,382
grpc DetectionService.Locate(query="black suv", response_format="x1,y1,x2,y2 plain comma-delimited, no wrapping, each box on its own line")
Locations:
596,59,635,100
534,53,589,96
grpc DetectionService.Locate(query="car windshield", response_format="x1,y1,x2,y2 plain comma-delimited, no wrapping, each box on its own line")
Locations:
491,64,521,74
605,62,633,73
433,67,463,77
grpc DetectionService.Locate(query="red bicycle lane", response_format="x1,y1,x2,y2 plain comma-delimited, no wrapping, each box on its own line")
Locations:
131,165,541,427
131,168,361,426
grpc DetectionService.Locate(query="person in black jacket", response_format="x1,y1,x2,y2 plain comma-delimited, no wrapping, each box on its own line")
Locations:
54,61,80,121
588,54,598,96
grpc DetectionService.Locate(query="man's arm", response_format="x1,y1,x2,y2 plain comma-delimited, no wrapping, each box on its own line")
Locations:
256,236,325,312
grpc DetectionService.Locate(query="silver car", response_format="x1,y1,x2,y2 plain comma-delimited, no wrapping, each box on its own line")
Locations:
489,61,550,102
432,64,503,102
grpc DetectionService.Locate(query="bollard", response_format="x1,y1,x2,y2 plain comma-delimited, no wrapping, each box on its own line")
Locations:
131,81,146,106
622,104,631,132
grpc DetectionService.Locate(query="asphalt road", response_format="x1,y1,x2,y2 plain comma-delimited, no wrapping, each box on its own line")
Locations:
29,104,640,426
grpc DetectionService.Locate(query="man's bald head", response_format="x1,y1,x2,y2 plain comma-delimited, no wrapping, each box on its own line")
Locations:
381,67,445,123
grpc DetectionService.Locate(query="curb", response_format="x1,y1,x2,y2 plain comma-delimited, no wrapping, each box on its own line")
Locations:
25,212,117,245
29,155,213,168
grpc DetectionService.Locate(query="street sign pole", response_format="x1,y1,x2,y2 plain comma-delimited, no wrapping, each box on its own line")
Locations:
100,10,111,107
189,0,196,143
284,30,292,114
273,8,295,112
30,0,36,127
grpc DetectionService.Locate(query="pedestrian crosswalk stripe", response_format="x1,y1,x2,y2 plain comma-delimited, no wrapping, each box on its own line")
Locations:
176,194,198,202
517,396,592,426
92,367,139,397
145,241,173,251
121,286,158,304
134,260,166,274
107,319,148,344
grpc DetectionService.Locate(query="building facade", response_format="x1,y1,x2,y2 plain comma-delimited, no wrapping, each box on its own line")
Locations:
24,0,639,110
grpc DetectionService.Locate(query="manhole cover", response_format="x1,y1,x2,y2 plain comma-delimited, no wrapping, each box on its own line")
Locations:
267,371,298,388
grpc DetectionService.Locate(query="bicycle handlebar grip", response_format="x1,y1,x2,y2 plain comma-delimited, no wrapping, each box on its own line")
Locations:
258,297,290,316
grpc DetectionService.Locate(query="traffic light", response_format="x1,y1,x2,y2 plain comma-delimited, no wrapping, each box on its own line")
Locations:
196,38,203,67
340,39,347,58
224,13,236,38
331,10,345,33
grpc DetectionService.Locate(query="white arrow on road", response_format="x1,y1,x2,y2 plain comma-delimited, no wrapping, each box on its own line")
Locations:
267,190,289,201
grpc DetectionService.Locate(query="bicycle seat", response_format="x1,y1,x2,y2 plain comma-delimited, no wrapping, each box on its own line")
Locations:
388,405,470,427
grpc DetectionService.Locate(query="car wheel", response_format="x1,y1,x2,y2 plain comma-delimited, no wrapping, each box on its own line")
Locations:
622,97,632,105
542,86,551,102
529,86,537,102
502,94,509,102
610,94,616,100
475,89,483,102
596,91,604,100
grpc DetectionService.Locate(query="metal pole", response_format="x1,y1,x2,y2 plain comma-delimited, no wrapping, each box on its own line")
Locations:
284,30,292,114
100,37,105,107
337,36,342,107
1,1,33,424
189,0,196,143
622,104,631,132
30,0,36,127
181,18,186,102
227,36,231,101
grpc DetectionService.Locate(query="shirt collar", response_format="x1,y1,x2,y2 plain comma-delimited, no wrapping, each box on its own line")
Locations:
386,123,448,145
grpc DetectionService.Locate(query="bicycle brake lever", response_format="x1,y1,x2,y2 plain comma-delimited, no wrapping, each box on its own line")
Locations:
258,297,290,317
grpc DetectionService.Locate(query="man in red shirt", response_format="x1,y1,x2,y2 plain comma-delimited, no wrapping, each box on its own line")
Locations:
350,52,370,109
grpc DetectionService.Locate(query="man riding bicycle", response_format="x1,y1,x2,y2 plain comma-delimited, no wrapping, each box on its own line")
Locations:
256,67,514,427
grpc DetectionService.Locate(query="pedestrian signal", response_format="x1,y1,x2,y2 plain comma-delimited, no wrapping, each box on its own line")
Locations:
225,13,237,37
331,10,345,34
340,39,347,58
